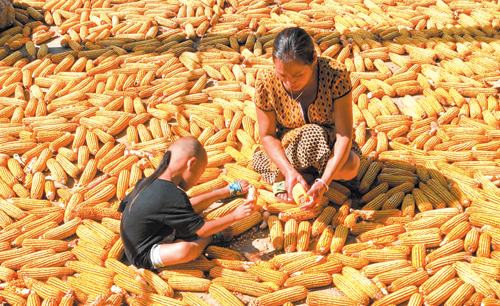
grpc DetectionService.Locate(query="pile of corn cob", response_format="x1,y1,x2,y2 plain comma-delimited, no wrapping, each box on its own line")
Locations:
3,0,500,305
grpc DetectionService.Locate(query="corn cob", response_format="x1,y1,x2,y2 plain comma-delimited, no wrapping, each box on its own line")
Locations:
278,205,323,222
357,224,405,243
210,266,258,283
444,282,475,306
42,217,81,240
72,245,104,267
342,266,384,300
279,254,327,275
284,219,297,254
22,251,73,270
440,213,469,235
387,269,429,292
454,261,495,298
373,266,418,285
359,162,381,194
358,248,408,263
231,211,262,236
206,198,245,221
268,215,283,251
425,239,464,264
114,273,155,295
332,273,370,306
252,286,307,306
209,283,244,306
311,206,336,236
13,220,59,246
426,252,470,275
372,286,417,306
2,248,55,270
212,277,272,297
291,183,309,206
360,183,389,204
0,290,27,305
306,292,360,306
362,260,412,279
330,225,348,254
316,226,334,254
478,232,492,258
204,246,245,261
24,278,63,301
183,292,210,306
284,272,332,289
424,277,464,306
67,276,111,299
296,221,311,252
18,267,74,280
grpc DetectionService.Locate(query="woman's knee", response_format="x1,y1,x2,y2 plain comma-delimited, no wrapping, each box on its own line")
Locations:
341,152,360,180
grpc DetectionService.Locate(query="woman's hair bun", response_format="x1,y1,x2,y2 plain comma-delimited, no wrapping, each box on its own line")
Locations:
272,27,316,66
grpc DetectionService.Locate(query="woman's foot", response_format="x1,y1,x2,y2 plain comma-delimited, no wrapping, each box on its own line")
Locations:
274,181,295,203
276,191,295,204
274,172,296,204
273,172,317,204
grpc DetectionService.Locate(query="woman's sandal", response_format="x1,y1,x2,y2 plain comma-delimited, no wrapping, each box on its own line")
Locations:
274,181,296,203
273,181,287,197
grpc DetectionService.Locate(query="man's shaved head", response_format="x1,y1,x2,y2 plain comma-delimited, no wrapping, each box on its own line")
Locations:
126,137,207,210
168,136,207,163
164,137,207,190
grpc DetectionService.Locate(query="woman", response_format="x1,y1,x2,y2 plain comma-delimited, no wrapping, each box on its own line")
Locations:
118,136,254,270
253,27,362,209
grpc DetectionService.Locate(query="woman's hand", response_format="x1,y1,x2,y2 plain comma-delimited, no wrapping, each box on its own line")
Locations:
283,169,309,204
232,199,254,221
301,180,327,210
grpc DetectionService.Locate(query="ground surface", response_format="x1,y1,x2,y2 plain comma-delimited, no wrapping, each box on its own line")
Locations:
35,31,421,306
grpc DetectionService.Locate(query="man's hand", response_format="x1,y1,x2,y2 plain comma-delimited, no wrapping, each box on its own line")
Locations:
232,199,254,221
223,179,250,199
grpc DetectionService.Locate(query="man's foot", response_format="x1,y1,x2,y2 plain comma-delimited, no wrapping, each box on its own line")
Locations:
223,226,233,241
210,227,233,247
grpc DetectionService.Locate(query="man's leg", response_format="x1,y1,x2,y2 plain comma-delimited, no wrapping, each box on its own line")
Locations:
157,237,211,267
155,227,233,268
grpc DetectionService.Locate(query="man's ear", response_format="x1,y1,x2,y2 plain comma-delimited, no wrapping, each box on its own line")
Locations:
186,156,197,171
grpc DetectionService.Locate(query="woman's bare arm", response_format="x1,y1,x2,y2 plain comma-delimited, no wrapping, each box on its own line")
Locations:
256,107,308,201
256,107,293,176
303,91,354,209
321,91,354,184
